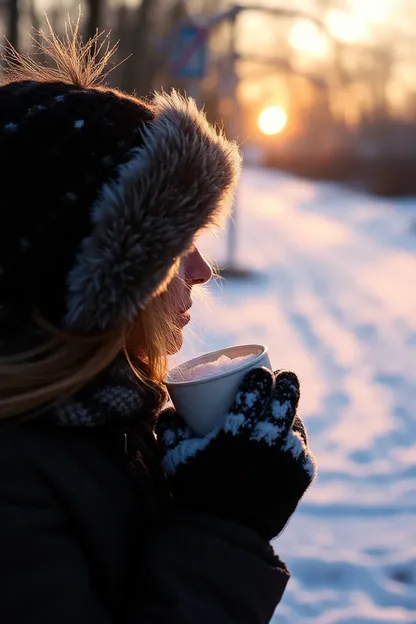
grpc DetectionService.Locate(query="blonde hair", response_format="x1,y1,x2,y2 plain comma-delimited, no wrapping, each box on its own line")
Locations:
0,293,182,420
0,16,183,421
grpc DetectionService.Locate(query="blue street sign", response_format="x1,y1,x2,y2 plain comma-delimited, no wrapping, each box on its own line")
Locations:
171,23,208,80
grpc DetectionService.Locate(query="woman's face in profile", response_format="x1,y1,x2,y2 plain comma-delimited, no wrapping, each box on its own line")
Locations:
165,246,212,353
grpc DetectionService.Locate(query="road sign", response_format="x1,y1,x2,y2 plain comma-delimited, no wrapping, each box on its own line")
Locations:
171,23,208,79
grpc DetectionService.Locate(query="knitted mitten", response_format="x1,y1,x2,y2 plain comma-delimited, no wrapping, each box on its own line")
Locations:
156,368,316,541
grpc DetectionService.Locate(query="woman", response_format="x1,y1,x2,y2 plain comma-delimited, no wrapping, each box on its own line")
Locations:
0,23,316,624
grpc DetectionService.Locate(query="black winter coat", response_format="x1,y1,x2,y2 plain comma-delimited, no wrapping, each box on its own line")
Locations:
0,418,289,624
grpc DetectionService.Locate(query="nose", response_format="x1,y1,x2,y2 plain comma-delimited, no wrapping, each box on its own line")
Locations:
185,247,212,286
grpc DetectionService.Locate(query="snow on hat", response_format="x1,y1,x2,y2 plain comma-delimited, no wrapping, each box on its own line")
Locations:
0,26,241,336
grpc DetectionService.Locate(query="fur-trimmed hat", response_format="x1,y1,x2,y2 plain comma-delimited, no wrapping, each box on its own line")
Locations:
0,26,241,336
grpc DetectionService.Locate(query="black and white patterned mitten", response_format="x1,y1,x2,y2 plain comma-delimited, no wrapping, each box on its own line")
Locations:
156,368,316,542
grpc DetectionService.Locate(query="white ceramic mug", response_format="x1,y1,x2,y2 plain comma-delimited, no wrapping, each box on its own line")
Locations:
165,344,272,436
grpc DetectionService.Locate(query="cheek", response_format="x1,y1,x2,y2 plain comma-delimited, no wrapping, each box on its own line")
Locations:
168,261,186,299
166,276,185,306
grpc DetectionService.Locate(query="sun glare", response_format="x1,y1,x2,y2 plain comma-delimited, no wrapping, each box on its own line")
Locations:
258,106,287,136
289,20,328,57
352,0,394,24
326,1,394,42
290,2,394,52
326,9,366,42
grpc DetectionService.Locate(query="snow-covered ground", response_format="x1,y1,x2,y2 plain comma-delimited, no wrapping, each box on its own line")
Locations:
172,167,416,624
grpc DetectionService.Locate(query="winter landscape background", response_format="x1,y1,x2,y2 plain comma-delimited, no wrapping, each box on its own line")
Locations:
171,166,416,624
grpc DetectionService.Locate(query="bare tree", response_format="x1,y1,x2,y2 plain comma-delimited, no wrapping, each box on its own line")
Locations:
8,0,20,49
27,0,39,32
117,0,159,94
108,0,229,100
86,0,104,40
185,0,225,16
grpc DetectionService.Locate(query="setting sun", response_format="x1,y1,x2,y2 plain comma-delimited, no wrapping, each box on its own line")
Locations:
258,106,288,136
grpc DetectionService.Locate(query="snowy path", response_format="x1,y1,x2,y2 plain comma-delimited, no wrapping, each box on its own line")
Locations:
173,167,416,624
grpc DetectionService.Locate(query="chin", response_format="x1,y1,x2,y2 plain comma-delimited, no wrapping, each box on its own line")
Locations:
166,330,184,355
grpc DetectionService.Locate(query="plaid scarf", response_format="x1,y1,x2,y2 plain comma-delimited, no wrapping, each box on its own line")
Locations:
46,355,166,428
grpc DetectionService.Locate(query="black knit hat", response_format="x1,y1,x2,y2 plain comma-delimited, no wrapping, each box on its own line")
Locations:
0,36,241,338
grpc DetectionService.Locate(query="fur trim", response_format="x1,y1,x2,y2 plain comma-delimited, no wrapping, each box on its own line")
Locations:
65,90,242,330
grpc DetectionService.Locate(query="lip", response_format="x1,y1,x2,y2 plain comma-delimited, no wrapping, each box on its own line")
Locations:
179,305,192,314
177,311,191,327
